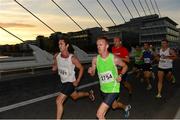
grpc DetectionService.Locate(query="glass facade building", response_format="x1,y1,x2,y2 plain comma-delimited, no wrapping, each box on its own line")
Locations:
140,17,179,47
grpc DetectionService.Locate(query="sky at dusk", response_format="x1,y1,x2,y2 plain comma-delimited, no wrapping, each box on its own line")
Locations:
0,0,180,45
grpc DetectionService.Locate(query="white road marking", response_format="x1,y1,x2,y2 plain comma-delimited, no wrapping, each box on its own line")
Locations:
0,64,159,113
175,107,180,118
76,81,99,90
0,81,98,113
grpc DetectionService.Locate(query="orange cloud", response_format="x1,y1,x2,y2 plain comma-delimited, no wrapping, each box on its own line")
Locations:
0,22,35,28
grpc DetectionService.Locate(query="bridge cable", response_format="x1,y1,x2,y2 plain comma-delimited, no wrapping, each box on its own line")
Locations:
121,0,134,18
77,0,104,30
0,26,25,43
51,0,83,30
14,0,56,33
131,0,141,17
110,0,126,23
154,0,161,17
150,0,156,14
138,0,147,16
145,0,152,14
96,0,116,26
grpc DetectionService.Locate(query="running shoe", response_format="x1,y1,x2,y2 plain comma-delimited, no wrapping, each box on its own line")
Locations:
124,104,131,118
140,78,144,83
156,94,162,98
89,90,95,101
172,76,176,84
146,84,152,90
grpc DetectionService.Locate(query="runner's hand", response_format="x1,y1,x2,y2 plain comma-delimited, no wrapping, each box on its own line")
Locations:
88,67,94,76
116,76,122,82
73,81,79,87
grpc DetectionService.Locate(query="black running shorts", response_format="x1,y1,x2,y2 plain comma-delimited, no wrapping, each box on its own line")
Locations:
143,63,152,71
158,67,173,75
101,92,119,107
60,82,75,96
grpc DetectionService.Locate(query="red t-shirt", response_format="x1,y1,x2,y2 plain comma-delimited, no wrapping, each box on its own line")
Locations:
112,46,129,58
112,46,129,74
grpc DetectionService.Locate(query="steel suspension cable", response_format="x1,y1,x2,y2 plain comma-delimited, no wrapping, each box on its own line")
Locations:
97,0,116,26
14,0,56,32
110,0,126,23
77,0,104,30
51,0,84,30
0,26,25,43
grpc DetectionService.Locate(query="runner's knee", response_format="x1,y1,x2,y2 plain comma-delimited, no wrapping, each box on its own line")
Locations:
96,111,104,119
112,101,117,109
71,93,78,100
56,96,64,105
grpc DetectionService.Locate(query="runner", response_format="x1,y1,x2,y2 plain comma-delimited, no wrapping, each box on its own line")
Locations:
52,35,95,119
131,45,144,80
142,42,154,90
112,37,133,97
88,36,131,119
156,39,177,98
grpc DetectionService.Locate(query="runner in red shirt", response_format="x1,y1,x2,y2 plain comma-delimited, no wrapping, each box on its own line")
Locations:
112,37,133,99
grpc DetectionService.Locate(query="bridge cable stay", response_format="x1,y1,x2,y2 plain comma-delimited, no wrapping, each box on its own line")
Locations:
138,0,147,16
121,0,134,18
149,0,156,14
96,0,116,26
14,0,56,33
77,0,105,31
0,26,25,43
51,0,84,31
154,0,161,17
110,0,126,23
131,0,141,17
145,0,152,14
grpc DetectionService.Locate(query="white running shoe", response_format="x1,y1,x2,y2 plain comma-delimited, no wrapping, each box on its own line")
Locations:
124,104,131,118
156,94,162,98
146,84,152,90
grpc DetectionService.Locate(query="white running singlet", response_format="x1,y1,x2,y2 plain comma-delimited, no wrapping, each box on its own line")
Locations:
158,48,173,69
56,53,76,83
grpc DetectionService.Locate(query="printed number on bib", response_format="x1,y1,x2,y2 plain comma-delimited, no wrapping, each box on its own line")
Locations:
135,57,140,62
144,58,150,63
99,71,114,83
160,59,166,63
59,67,69,79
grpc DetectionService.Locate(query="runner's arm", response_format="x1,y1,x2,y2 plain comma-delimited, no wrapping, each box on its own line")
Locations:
123,48,130,63
151,52,156,63
166,49,177,60
114,56,128,75
52,53,58,71
88,57,97,76
121,56,130,63
72,56,84,84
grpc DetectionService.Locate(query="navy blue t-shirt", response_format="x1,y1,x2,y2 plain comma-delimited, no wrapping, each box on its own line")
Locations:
143,50,153,64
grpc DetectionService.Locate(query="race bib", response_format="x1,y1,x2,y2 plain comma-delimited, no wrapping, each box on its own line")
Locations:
159,59,166,63
144,58,150,63
99,71,114,83
59,67,69,79
135,57,140,62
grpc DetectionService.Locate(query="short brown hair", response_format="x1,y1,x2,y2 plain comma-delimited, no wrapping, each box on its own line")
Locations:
162,39,169,43
97,36,109,44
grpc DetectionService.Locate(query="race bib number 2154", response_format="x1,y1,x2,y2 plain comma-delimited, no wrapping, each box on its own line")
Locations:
99,71,114,83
